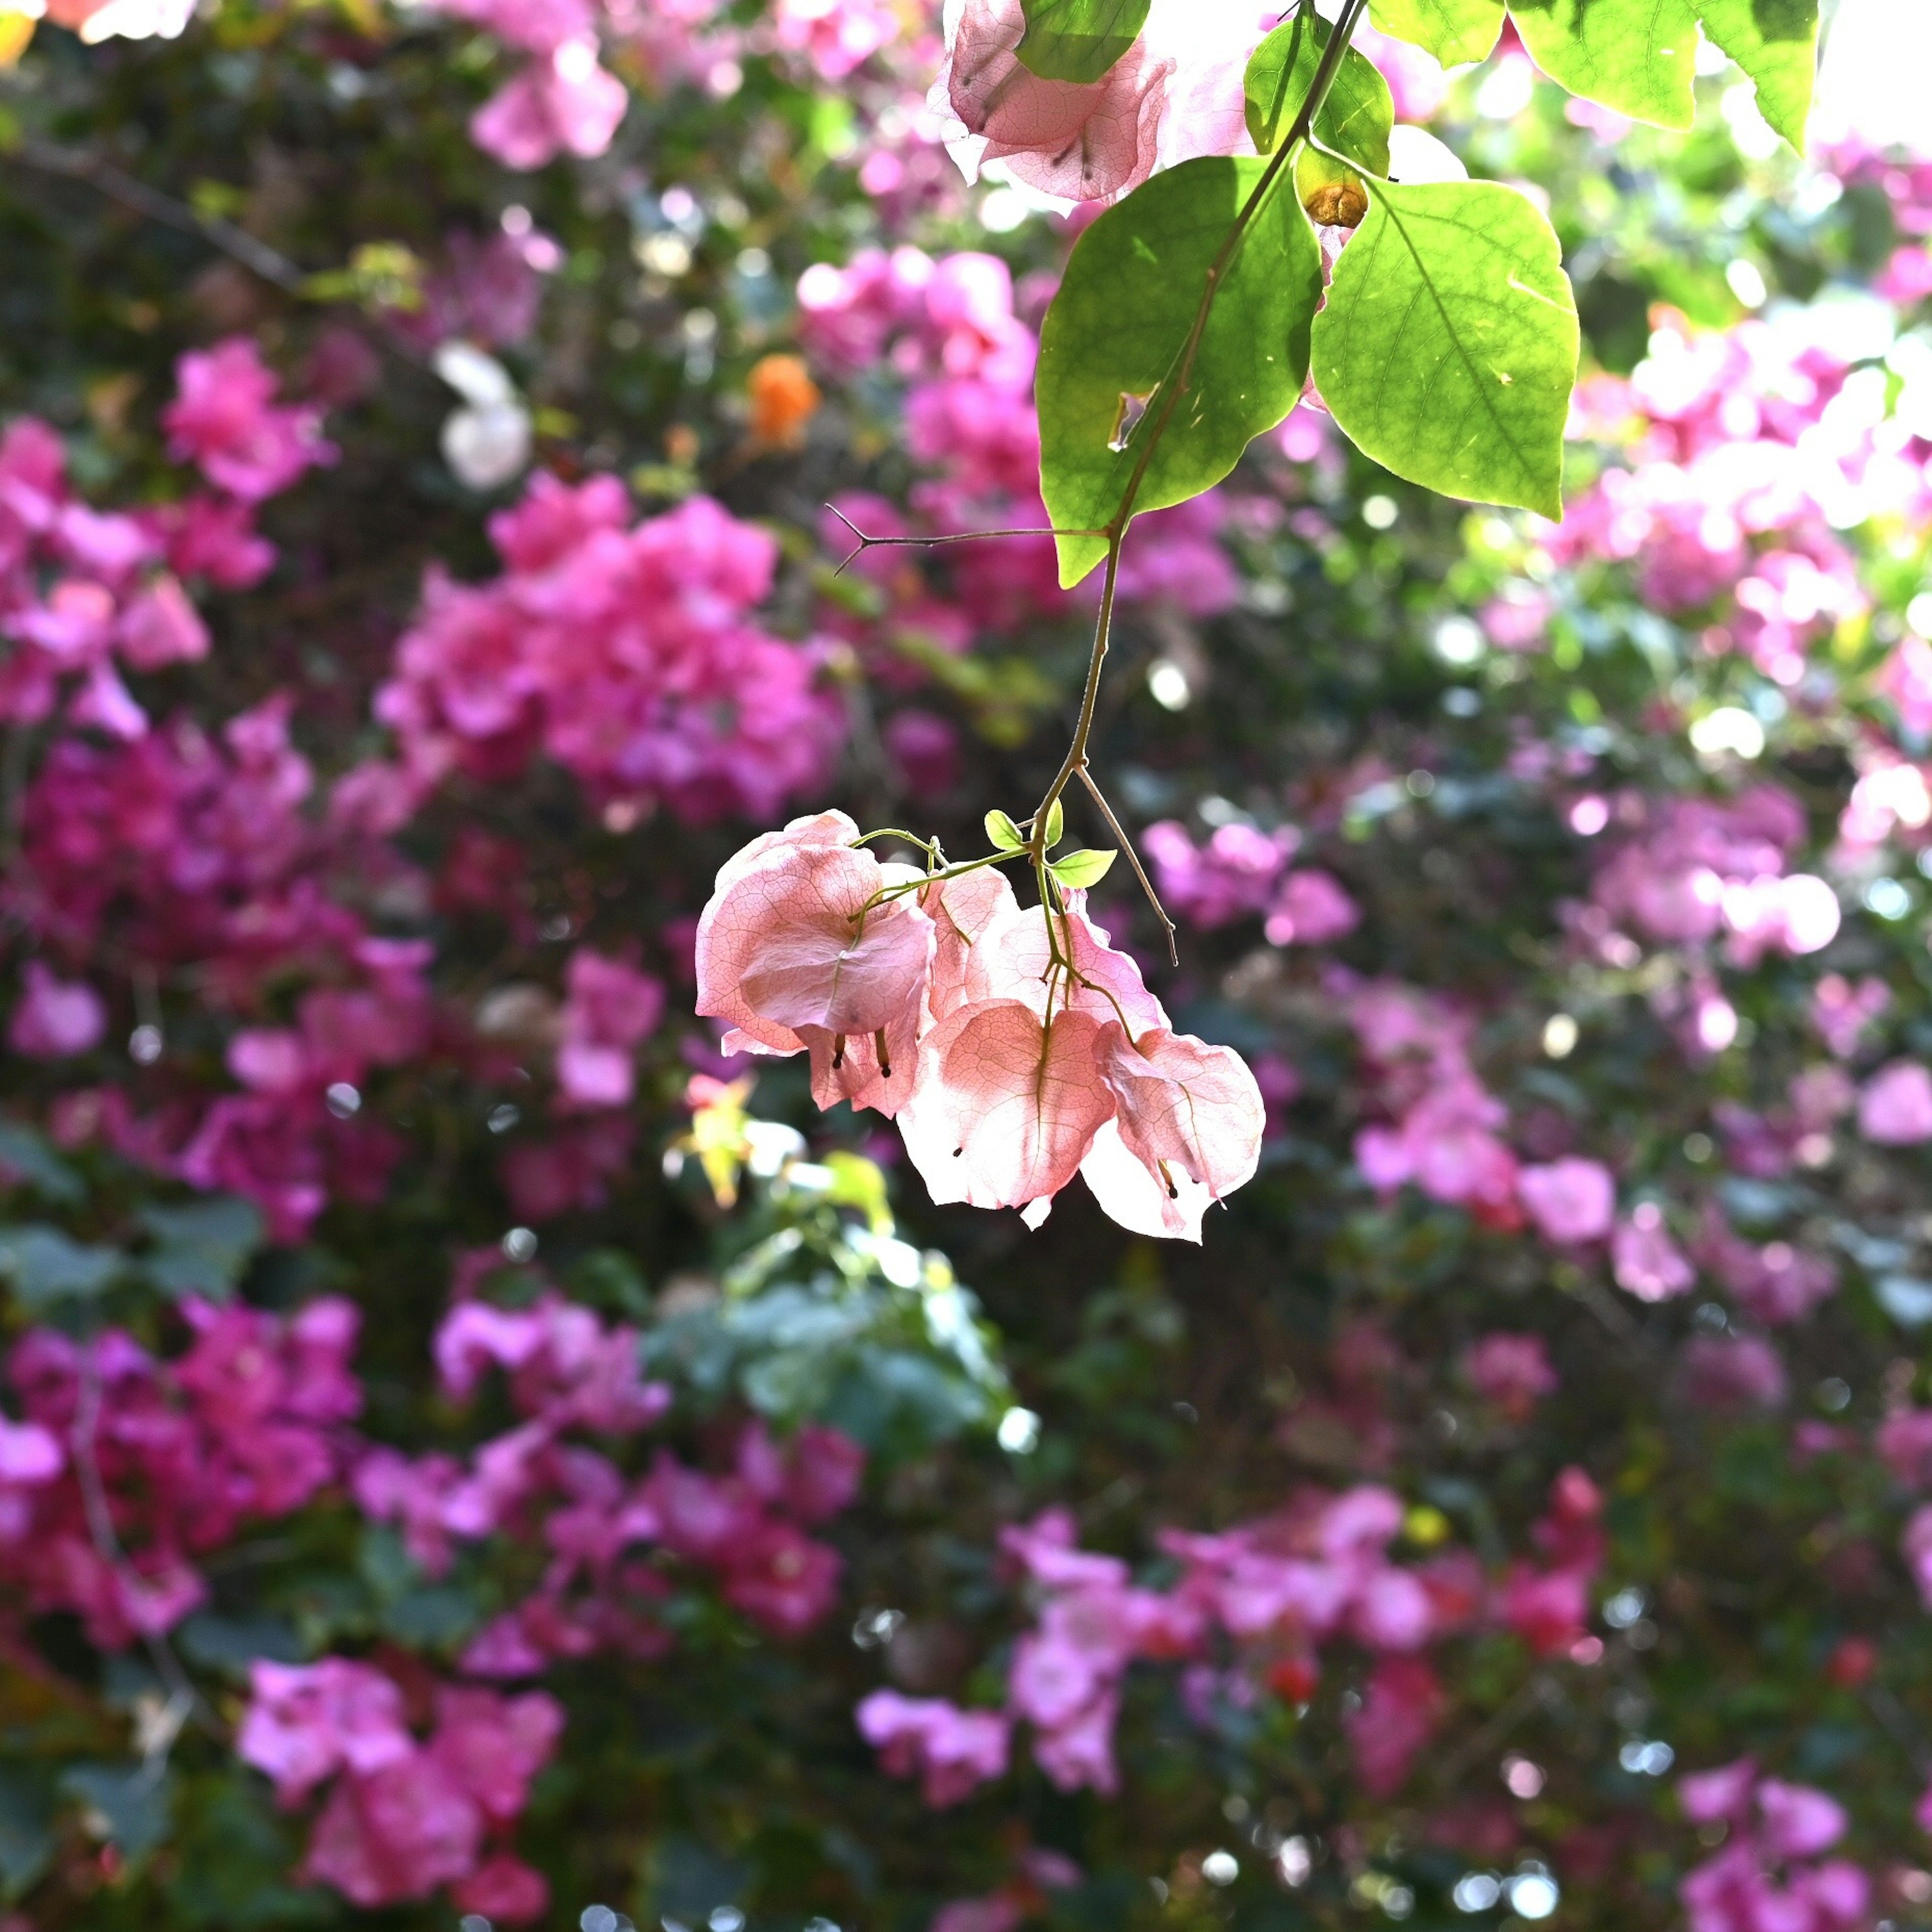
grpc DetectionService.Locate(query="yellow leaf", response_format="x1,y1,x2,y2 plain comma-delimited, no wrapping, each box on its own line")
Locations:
0,13,38,64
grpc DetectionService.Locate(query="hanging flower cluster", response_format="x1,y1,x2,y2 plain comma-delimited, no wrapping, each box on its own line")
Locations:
696,811,1264,1238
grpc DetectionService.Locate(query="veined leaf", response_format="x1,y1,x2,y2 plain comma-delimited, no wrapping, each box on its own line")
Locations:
1508,0,1698,129
1037,155,1323,587
1043,797,1065,849
1368,0,1504,67
985,810,1025,851
1311,177,1579,518
1052,848,1118,890
1013,0,1151,82
1698,0,1818,148
1245,12,1394,172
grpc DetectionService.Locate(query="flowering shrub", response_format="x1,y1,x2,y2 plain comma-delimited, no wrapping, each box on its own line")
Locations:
2,0,1932,1929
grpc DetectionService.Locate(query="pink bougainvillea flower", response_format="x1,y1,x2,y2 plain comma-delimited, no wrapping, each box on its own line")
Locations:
857,1690,1010,1806
958,894,1169,1036
469,41,628,170
926,865,1019,1022
1756,1779,1846,1859
1612,1201,1696,1301
8,960,107,1058
162,339,336,503
930,0,1173,203
696,810,936,1116
555,946,664,1109
1516,1157,1615,1244
1859,1060,1932,1144
450,1853,551,1925
1462,1332,1558,1420
1079,1023,1263,1241
900,1000,1115,1220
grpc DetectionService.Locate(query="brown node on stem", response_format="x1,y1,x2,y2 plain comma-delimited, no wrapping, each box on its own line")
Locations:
1303,180,1367,228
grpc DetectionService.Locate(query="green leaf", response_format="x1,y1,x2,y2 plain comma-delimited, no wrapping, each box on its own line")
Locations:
1244,12,1394,170
1038,155,1324,587
1051,847,1118,890
1368,0,1504,64
0,1121,83,1203
0,1769,53,1899
1043,797,1065,850
984,809,1025,852
1507,0,1698,129
1013,0,1151,81
139,1195,264,1300
1698,0,1818,148
1311,177,1579,518
0,1224,123,1307
60,1763,174,1862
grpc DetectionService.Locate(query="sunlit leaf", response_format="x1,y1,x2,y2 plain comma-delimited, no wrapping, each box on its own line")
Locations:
1508,0,1698,129
1698,0,1818,148
1311,177,1579,518
1052,847,1118,889
985,810,1025,851
1245,11,1393,171
1038,156,1323,586
1013,0,1151,81
1367,0,1504,65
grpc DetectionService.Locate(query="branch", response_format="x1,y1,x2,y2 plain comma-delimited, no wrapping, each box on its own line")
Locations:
8,137,431,368
823,502,1106,578
1027,0,1373,847
1078,765,1177,964
12,136,308,292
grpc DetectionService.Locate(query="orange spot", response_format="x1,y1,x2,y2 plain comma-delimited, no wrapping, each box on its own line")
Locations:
747,353,821,449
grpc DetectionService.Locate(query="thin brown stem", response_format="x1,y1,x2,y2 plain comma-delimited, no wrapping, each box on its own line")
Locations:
1079,765,1177,964
10,137,431,369
823,502,1107,577
1025,0,1372,882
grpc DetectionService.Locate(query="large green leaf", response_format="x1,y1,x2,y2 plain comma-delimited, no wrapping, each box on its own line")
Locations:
0,1224,123,1307
1037,156,1323,587
139,1195,264,1299
1013,0,1151,82
1311,177,1579,518
1368,0,1504,64
1508,0,1698,129
1244,12,1394,171
1698,0,1818,148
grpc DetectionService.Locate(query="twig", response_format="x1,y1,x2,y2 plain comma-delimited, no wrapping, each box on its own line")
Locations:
72,1354,206,1763
9,136,431,368
823,502,1105,578
1078,765,1177,964
12,135,307,293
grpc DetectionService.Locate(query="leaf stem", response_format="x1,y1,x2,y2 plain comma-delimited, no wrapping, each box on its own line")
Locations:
1026,0,1371,928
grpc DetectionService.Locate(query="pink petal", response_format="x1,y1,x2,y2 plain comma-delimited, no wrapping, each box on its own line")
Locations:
899,999,1115,1214
937,0,1172,203
1096,1023,1263,1226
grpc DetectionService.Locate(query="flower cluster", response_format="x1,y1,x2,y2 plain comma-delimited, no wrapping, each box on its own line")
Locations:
0,346,312,748
353,1284,862,1669
1143,817,1360,946
1678,1762,1869,1932
238,1658,560,1920
17,696,424,1238
376,474,843,822
859,1473,1604,1806
696,811,1265,1239
0,1297,360,1646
